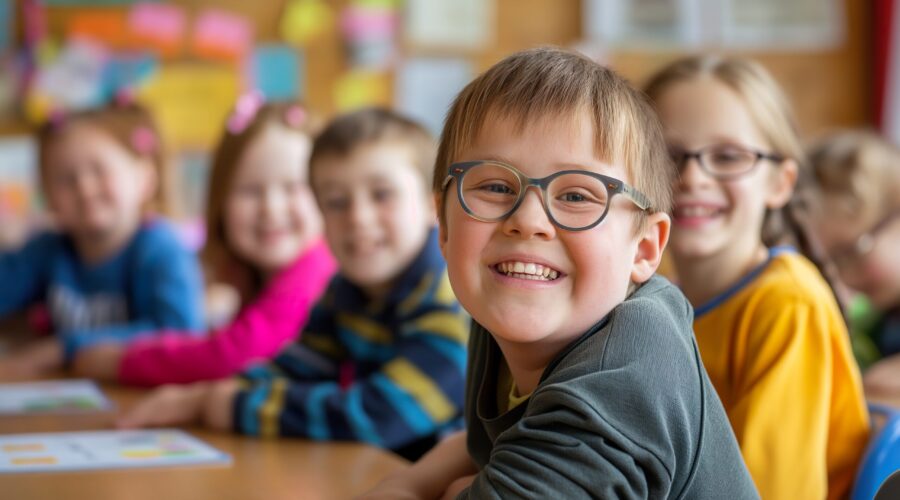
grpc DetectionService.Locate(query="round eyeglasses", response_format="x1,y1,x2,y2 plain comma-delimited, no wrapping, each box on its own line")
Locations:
670,144,784,180
441,160,651,232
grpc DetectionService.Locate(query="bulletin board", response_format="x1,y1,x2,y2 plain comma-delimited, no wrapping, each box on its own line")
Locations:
0,0,872,225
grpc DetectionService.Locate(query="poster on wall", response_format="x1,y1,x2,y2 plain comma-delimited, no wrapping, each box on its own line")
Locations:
404,0,494,51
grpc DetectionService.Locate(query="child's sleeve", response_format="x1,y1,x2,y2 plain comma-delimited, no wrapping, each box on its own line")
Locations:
116,243,336,386
231,304,468,450
0,233,55,317
725,294,869,500
61,227,206,361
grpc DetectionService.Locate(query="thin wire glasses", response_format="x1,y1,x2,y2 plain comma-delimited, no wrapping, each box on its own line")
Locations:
441,160,651,231
669,144,784,179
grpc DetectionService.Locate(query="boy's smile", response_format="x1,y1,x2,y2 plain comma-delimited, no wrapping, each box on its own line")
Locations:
439,110,649,353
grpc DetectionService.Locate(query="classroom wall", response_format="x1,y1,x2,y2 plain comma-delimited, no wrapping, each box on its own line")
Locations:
0,0,872,224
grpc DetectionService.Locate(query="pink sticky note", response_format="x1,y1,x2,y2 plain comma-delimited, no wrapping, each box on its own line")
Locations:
130,3,185,43
192,9,253,62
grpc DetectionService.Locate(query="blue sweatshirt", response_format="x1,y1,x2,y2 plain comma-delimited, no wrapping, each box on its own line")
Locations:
0,220,205,360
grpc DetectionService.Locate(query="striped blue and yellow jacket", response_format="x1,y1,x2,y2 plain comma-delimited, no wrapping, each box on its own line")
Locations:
232,230,469,458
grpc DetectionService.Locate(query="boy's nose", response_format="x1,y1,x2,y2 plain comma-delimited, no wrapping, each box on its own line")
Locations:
501,187,555,239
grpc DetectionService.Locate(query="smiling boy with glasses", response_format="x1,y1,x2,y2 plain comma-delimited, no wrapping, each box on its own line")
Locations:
363,47,757,499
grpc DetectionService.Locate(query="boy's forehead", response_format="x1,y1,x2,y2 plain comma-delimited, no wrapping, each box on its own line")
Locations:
460,111,629,179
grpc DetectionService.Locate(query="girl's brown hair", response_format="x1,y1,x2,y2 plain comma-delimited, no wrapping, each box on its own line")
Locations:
37,102,168,213
645,55,847,312
201,100,321,293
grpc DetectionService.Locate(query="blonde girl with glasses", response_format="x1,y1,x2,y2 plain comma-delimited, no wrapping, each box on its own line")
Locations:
807,130,900,394
645,56,869,500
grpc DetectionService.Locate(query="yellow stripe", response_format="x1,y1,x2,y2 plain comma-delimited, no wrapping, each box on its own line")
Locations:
398,272,435,315
384,358,455,421
259,378,288,438
434,272,457,306
337,314,392,344
303,333,344,357
413,311,469,343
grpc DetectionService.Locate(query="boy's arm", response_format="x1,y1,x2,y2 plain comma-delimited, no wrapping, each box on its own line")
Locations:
0,233,54,317
110,245,336,386
231,309,468,449
360,431,476,500
456,388,673,499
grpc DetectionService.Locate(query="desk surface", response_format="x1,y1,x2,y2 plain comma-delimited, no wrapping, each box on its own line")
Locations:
0,384,408,499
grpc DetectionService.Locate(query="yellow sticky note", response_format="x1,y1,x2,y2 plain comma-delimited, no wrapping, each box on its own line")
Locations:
280,0,335,45
333,70,391,112
137,65,239,150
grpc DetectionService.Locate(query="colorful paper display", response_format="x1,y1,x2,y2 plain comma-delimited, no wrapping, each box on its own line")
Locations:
0,430,230,473
0,380,112,415
280,0,335,45
191,9,253,62
250,44,302,101
128,2,186,57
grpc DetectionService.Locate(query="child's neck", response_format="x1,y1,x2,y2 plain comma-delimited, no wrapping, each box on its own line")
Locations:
495,336,573,396
73,223,139,266
675,243,769,307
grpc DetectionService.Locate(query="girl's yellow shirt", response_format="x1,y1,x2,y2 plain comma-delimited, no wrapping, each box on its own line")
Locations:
694,248,870,500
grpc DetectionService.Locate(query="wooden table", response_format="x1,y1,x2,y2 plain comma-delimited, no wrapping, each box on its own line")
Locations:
0,384,408,499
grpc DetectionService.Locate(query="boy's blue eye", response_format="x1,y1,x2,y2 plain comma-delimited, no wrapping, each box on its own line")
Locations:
479,183,515,195
560,192,586,202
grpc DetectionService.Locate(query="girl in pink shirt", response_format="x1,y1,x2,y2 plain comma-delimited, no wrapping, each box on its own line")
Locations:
74,95,337,386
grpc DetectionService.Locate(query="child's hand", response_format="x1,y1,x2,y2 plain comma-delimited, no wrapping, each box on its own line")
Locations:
71,343,124,380
864,354,900,397
202,379,240,431
0,338,63,380
440,474,476,500
354,467,421,500
117,383,211,429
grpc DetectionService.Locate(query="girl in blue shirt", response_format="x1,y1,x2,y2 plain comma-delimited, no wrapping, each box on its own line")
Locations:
0,101,204,378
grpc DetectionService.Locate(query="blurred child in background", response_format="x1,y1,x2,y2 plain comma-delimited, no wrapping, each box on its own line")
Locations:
807,130,900,392
645,55,869,499
118,108,469,462
0,101,204,378
73,95,337,386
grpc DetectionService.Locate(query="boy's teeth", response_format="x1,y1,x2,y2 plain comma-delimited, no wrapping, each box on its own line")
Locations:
497,261,559,280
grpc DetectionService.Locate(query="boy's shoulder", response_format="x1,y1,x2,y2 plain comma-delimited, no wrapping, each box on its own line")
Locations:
128,219,193,260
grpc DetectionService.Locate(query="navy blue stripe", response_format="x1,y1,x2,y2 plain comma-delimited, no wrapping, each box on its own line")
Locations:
694,246,795,318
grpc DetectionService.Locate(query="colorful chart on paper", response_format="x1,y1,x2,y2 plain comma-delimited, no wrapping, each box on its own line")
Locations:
0,380,112,415
0,429,231,473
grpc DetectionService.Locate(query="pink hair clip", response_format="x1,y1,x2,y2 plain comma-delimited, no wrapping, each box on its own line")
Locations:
227,90,265,134
284,105,306,127
131,126,157,155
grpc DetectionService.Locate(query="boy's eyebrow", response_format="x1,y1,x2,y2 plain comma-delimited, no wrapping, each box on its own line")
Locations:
469,155,618,174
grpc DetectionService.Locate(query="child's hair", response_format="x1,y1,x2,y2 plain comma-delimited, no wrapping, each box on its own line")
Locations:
308,107,435,189
434,46,674,232
644,55,846,311
201,97,322,289
37,101,167,213
807,130,900,224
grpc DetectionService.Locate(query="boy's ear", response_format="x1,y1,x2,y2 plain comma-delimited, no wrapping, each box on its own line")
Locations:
765,159,799,210
434,193,449,257
630,211,671,284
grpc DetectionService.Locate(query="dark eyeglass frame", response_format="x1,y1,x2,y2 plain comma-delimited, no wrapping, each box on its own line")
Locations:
671,144,785,180
830,210,900,270
440,160,652,232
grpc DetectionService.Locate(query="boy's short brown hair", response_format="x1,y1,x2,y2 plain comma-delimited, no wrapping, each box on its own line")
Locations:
433,47,674,231
309,107,435,189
